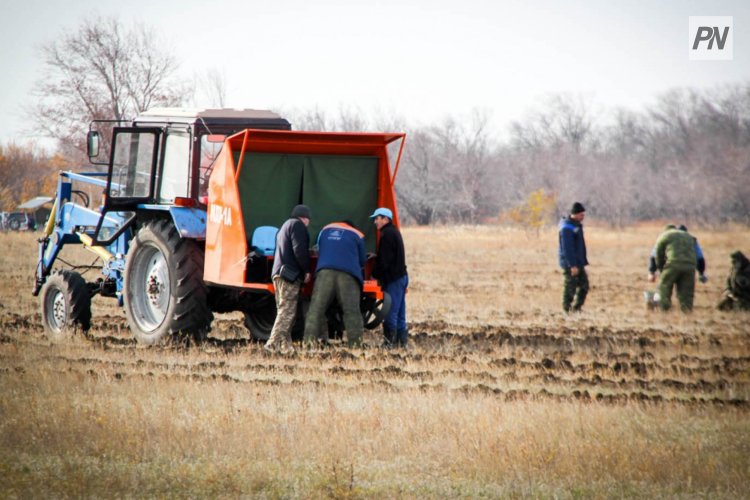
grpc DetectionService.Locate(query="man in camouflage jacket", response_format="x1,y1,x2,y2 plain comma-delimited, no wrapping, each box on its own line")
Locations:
717,250,750,311
654,225,697,312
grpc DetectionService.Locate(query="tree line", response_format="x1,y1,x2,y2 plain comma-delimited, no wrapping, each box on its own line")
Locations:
2,16,748,226
286,86,750,227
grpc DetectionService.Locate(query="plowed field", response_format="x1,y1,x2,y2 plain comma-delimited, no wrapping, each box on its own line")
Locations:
1,225,749,497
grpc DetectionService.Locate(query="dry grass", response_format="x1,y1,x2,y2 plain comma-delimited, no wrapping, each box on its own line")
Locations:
1,224,749,497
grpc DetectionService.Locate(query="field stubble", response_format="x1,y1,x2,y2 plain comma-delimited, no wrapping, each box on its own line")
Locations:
1,225,749,497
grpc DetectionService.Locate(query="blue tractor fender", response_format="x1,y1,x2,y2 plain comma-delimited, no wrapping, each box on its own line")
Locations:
134,205,207,239
168,206,207,240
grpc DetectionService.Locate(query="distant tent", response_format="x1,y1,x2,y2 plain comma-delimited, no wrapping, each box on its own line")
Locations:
17,196,53,210
17,197,54,230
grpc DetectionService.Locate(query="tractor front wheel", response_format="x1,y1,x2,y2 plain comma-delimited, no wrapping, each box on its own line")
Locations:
123,220,212,344
40,270,91,341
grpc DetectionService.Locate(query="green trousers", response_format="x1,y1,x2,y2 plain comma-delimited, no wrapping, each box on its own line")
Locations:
562,267,589,312
304,269,363,347
658,265,695,312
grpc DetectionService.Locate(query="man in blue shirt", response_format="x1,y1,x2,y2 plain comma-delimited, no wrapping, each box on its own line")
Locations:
558,202,589,313
303,221,366,347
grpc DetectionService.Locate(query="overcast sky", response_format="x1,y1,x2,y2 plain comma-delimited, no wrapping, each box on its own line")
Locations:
0,0,748,147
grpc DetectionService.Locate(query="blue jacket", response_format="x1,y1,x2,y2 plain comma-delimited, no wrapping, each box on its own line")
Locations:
315,222,366,285
558,217,588,269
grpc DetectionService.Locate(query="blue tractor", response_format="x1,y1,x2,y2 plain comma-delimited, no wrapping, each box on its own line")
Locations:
33,108,396,344
33,108,292,343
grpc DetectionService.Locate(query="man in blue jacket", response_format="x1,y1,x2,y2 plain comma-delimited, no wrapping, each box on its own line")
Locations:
558,202,589,313
303,220,366,348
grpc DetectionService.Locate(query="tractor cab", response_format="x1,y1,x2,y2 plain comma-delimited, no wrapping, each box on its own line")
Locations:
87,108,291,244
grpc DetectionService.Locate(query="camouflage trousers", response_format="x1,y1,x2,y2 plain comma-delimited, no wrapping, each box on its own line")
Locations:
304,269,363,347
562,267,589,312
266,275,301,349
657,265,695,312
717,291,750,311
717,270,750,311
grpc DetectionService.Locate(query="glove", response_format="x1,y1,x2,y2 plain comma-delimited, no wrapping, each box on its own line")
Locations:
699,274,708,283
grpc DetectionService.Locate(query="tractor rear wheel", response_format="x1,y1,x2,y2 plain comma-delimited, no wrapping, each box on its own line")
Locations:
40,270,91,341
123,220,212,345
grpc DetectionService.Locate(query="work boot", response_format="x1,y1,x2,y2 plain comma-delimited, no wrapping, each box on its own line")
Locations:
396,328,408,348
381,327,396,348
263,341,281,353
279,340,295,354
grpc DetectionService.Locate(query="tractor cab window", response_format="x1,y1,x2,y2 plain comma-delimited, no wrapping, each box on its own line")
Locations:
199,134,226,198
158,131,190,203
109,130,159,199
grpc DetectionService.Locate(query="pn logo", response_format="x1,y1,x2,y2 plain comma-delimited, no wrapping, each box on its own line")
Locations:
689,16,733,60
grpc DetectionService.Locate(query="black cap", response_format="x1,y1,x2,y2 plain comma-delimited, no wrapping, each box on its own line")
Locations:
571,202,586,215
678,224,688,231
291,204,311,219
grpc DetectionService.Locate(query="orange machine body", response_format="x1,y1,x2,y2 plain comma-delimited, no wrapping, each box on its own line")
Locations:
204,129,405,298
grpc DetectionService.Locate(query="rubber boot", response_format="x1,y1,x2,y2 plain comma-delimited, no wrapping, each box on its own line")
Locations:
396,328,408,348
382,326,396,348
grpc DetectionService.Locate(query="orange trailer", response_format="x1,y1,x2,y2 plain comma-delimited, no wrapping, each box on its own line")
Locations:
204,129,406,339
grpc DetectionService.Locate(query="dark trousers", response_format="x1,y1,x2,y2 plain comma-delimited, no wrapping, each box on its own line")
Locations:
304,269,363,346
384,275,408,332
658,265,695,312
562,267,589,312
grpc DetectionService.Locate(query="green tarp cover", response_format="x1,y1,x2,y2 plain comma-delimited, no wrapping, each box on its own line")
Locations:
235,152,379,252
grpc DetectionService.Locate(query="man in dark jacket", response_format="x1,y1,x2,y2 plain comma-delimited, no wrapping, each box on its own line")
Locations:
653,224,697,312
717,250,750,311
371,207,409,347
558,202,589,312
304,221,366,347
265,204,311,352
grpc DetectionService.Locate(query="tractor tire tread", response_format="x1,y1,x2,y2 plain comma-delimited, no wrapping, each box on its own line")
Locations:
41,269,92,337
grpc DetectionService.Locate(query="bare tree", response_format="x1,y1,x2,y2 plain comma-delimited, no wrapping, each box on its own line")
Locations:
285,106,333,131
197,67,228,108
396,128,446,225
511,94,594,154
29,16,188,160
